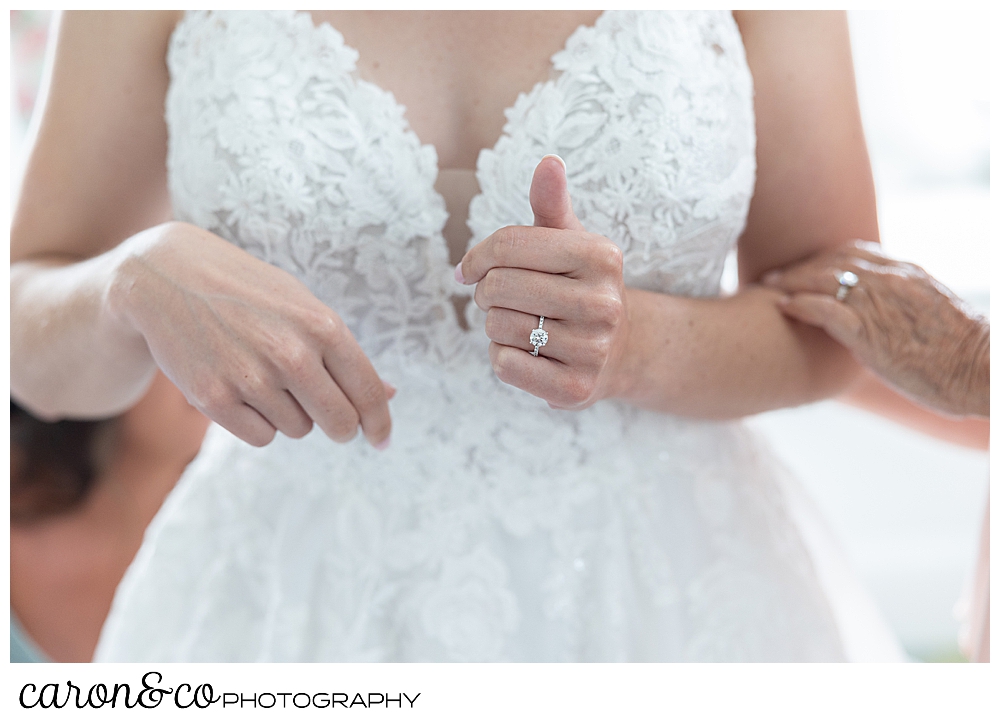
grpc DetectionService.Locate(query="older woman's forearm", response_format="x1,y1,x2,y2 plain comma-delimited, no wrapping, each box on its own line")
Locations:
957,319,989,417
614,285,859,418
840,369,989,448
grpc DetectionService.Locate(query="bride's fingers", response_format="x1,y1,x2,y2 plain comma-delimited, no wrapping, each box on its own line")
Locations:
488,342,594,409
473,267,578,317
286,363,361,444
209,401,277,448
243,388,315,440
321,330,392,448
383,380,397,401
485,307,569,359
458,225,609,284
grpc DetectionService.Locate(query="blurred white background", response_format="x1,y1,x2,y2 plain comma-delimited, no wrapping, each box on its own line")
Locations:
9,10,990,661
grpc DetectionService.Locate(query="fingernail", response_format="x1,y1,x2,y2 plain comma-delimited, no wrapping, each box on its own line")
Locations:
762,271,781,285
383,382,397,400
454,263,465,284
374,435,391,451
542,153,566,171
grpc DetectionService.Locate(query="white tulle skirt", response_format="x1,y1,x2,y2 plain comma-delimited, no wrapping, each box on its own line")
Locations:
95,357,905,662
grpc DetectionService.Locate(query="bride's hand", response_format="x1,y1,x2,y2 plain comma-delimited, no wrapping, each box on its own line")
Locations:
107,222,393,448
457,156,630,410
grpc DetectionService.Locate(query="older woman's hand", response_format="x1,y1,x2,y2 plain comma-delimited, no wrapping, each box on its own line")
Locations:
456,156,630,410
763,240,989,417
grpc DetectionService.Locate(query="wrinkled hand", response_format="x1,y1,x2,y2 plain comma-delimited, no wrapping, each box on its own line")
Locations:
107,222,394,447
456,155,629,409
763,240,989,417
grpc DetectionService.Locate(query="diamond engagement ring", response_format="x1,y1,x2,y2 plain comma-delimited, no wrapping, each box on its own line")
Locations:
529,316,548,357
835,271,859,301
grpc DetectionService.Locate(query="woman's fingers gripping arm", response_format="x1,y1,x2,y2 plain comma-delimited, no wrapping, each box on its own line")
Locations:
764,245,990,416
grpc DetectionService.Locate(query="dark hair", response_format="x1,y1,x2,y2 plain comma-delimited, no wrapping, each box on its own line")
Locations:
10,400,117,522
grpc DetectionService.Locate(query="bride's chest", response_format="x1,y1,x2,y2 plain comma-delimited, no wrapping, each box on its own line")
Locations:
165,9,757,324
310,11,603,171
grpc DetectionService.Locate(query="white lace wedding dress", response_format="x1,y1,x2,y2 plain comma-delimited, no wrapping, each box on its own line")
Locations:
96,10,905,662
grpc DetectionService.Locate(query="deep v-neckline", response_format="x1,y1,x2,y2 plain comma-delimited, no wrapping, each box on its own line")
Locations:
300,10,606,175
297,10,607,257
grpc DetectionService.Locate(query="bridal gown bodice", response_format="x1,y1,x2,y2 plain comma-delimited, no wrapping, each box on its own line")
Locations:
96,10,891,662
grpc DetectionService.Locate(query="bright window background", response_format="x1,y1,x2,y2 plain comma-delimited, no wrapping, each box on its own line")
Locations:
10,10,50,188
9,10,990,661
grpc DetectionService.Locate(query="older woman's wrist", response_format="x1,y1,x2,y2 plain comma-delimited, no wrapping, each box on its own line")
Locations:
946,316,991,418
963,320,990,417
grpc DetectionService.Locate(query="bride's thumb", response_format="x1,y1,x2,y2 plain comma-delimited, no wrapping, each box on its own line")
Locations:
530,155,585,231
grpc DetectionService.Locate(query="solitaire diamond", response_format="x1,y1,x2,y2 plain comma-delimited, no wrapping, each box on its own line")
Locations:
838,271,858,287
530,328,548,347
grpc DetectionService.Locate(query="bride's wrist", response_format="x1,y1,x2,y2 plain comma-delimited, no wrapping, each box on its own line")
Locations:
601,287,653,405
103,222,182,335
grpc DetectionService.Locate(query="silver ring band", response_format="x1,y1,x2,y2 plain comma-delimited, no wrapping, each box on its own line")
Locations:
530,316,548,357
835,271,858,301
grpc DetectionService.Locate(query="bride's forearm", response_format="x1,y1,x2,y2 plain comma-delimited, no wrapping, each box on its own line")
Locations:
613,285,860,418
11,239,158,420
